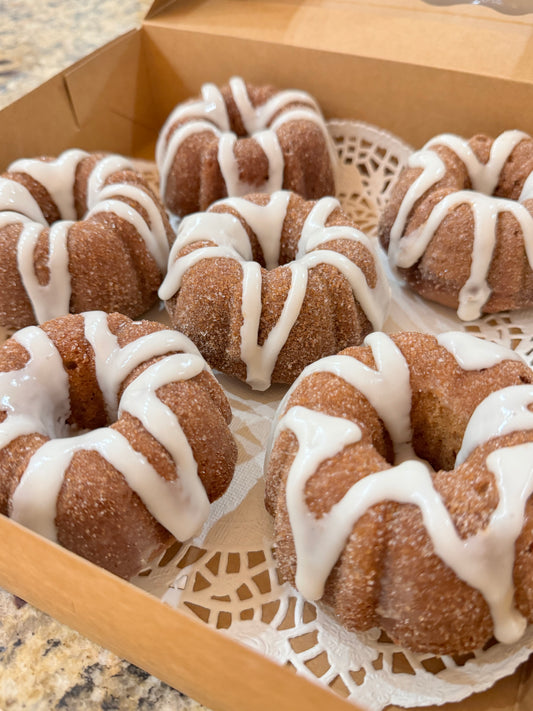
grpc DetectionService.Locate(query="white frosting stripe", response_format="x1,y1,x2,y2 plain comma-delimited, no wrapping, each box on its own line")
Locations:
159,244,246,304
484,443,533,642
6,312,212,545
9,149,88,220
240,261,309,391
118,353,210,540
159,193,390,390
437,331,523,370
388,130,533,321
90,183,170,271
273,331,533,646
11,436,76,541
217,130,286,197
424,131,528,195
155,83,229,174
2,151,170,324
270,106,338,170
283,406,363,599
85,154,135,209
158,119,222,200
12,425,203,544
17,221,73,324
84,310,202,420
223,192,291,269
521,172,533,202
457,384,533,465
0,178,47,225
87,199,166,272
0,325,70,446
275,333,413,458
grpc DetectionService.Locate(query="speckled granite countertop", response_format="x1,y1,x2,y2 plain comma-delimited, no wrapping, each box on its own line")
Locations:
0,593,209,710
0,2,211,708
1,0,150,109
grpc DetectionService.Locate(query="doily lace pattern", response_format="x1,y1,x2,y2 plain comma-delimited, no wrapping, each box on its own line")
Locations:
132,122,533,710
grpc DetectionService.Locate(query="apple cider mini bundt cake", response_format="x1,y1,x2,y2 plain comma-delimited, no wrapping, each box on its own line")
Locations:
265,330,533,654
0,149,174,330
0,311,237,579
378,130,533,320
156,76,337,217
159,190,390,390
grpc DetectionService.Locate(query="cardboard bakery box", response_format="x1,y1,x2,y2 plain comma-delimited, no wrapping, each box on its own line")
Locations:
1,1,533,710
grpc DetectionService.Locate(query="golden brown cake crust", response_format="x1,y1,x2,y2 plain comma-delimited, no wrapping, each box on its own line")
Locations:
0,312,237,579
265,331,533,654
161,191,389,389
0,151,174,330
156,78,336,217
378,132,533,319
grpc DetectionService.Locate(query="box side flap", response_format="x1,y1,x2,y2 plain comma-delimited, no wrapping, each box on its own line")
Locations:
63,31,145,127
143,0,533,84
0,73,81,169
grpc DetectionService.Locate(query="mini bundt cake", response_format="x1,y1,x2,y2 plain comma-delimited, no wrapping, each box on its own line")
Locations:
159,190,390,390
0,311,237,579
156,76,337,217
265,330,533,654
378,130,533,321
0,149,174,330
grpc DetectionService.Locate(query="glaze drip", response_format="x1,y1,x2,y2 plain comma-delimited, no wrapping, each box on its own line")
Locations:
436,331,523,371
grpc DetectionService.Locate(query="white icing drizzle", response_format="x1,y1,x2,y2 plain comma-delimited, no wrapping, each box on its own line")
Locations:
17,221,72,323
217,129,285,197
6,311,212,545
388,130,533,321
0,150,170,324
159,193,390,391
0,178,47,225
521,172,533,202
85,154,133,209
273,332,533,645
158,119,222,202
0,325,71,448
457,384,533,465
9,149,87,220
83,310,203,419
225,192,290,269
86,182,169,272
117,354,210,539
156,76,336,206
437,331,523,371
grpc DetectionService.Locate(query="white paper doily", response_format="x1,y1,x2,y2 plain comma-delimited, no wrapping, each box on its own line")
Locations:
132,121,533,710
